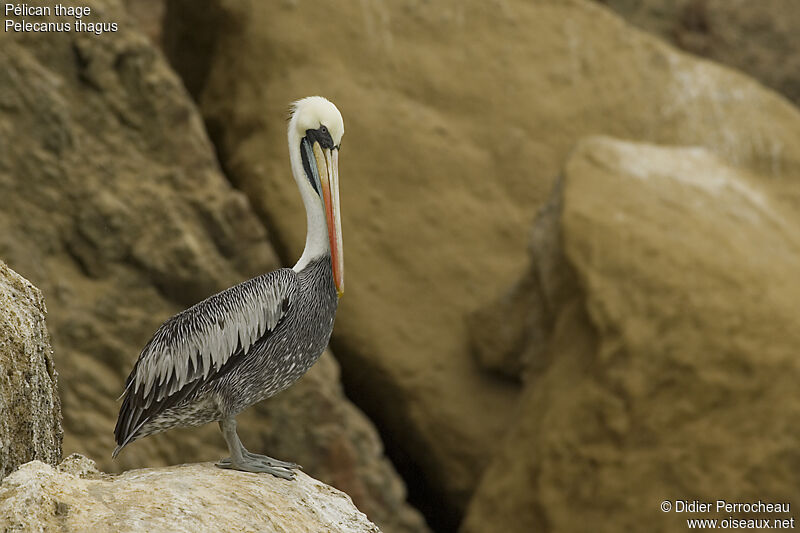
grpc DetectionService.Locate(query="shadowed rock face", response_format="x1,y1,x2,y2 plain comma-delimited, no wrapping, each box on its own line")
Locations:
0,2,426,532
461,138,800,533
0,261,62,480
162,0,800,524
0,454,381,533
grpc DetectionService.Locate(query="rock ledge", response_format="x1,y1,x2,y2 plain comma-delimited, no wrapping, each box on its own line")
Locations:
0,454,380,533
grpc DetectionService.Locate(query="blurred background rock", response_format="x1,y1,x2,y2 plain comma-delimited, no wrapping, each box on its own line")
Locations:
1,0,799,531
597,0,800,106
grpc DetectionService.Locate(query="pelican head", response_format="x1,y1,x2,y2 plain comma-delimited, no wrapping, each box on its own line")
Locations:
288,96,345,297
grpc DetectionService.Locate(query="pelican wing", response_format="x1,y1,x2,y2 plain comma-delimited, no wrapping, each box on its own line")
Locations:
114,269,297,450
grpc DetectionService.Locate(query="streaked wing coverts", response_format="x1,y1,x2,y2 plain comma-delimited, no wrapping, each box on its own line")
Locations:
114,269,297,447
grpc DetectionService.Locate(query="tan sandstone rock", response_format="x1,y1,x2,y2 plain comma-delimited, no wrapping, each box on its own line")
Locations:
598,0,800,106
461,137,800,533
163,0,800,521
0,261,62,480
0,454,380,532
0,2,424,531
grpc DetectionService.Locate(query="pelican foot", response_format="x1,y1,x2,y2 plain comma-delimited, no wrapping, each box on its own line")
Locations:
244,450,302,470
216,456,296,480
216,417,301,479
217,451,302,471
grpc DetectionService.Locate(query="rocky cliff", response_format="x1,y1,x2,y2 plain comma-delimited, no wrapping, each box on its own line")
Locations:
0,261,62,480
4,0,800,530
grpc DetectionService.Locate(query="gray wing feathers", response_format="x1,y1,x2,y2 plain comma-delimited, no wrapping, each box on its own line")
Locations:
130,270,295,408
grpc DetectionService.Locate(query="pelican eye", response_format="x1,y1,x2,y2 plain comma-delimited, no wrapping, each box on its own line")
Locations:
305,126,335,150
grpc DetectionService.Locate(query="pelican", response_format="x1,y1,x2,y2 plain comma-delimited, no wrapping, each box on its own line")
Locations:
113,96,344,480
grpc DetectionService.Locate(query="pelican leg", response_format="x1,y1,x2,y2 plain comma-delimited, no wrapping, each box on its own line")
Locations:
215,417,299,480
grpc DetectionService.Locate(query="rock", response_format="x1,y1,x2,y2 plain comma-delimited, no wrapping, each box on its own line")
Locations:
0,455,380,533
162,0,800,522
0,261,62,480
123,0,165,46
461,137,800,533
596,0,800,106
0,2,424,531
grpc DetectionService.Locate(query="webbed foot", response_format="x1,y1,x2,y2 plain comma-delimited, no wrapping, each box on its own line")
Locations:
216,456,296,480
246,450,301,470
